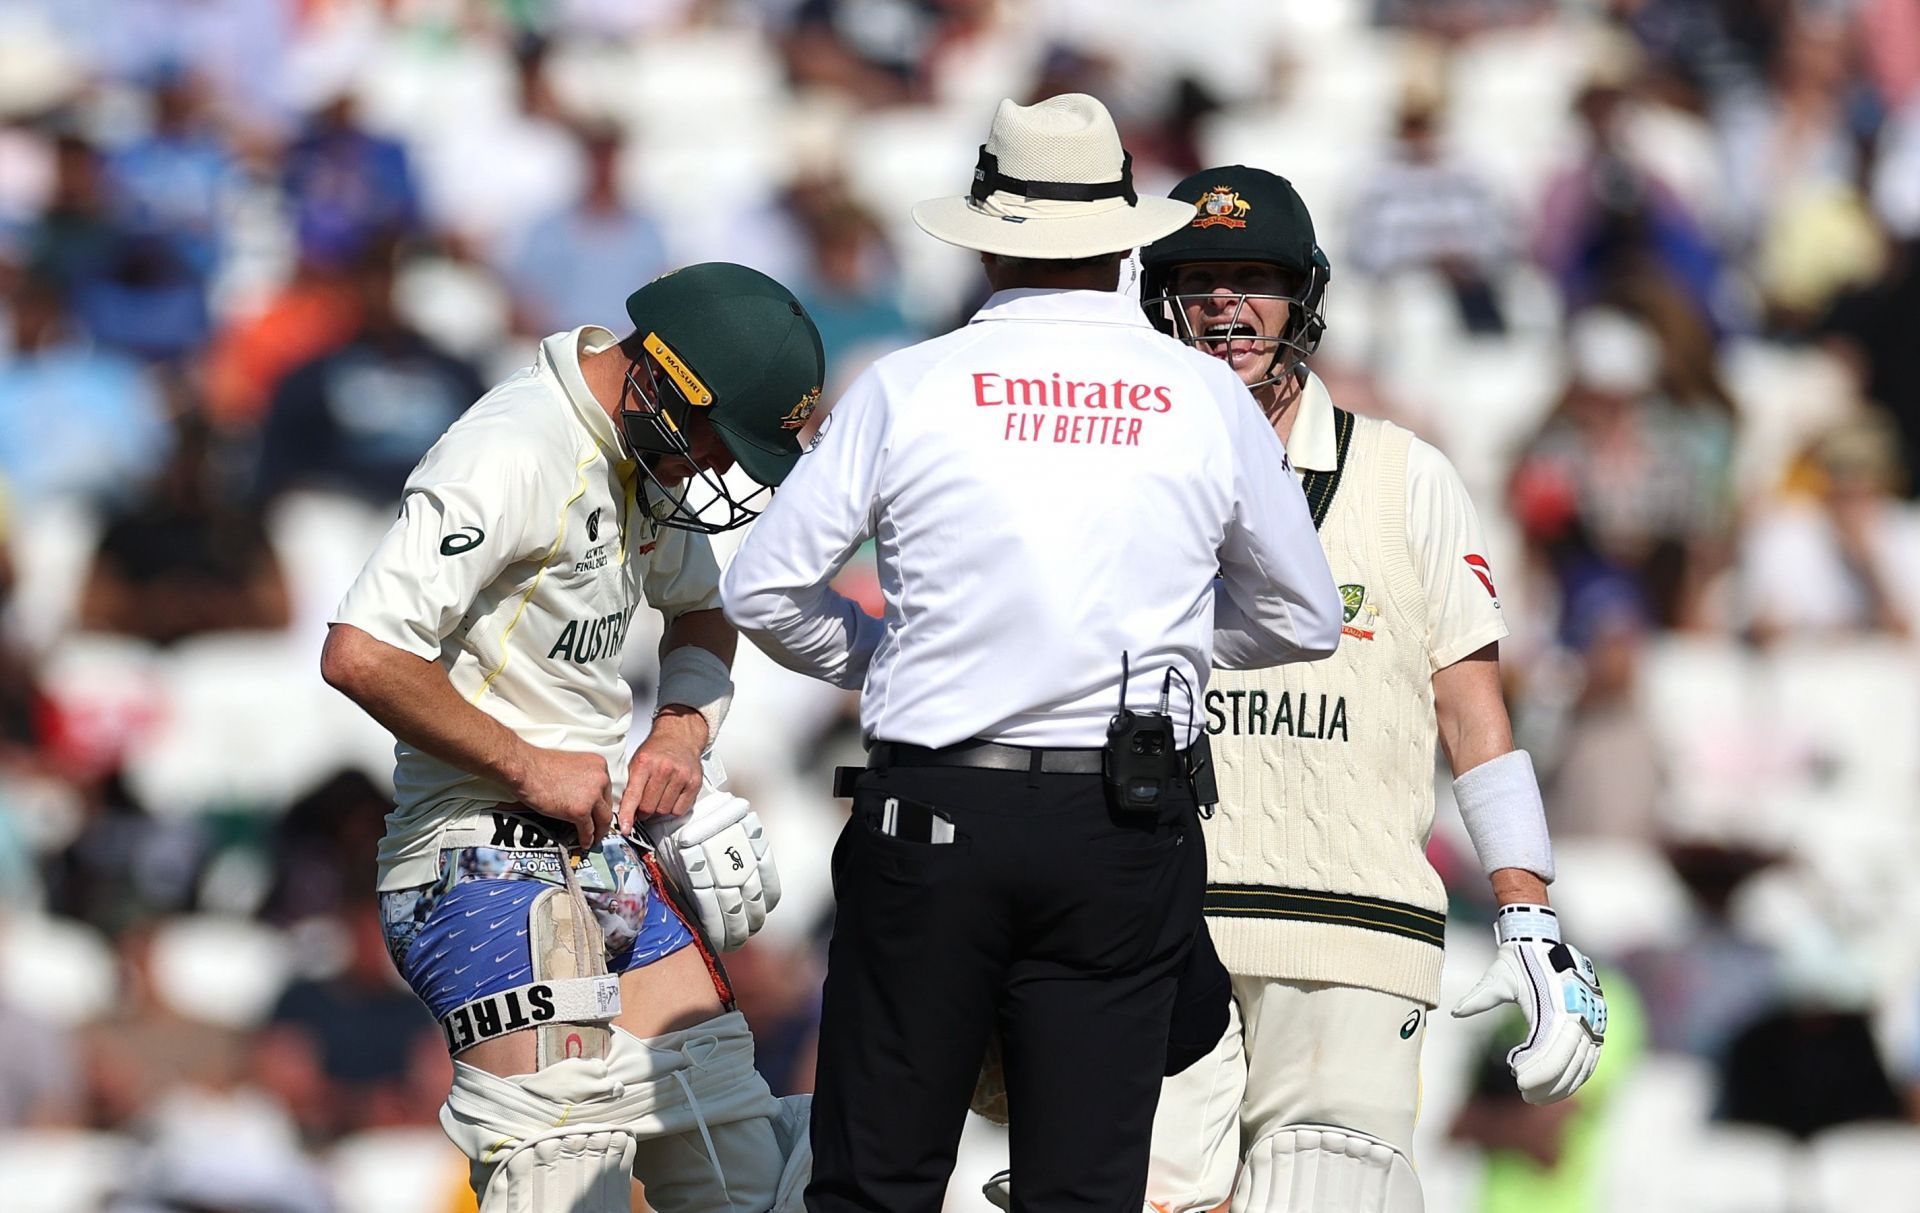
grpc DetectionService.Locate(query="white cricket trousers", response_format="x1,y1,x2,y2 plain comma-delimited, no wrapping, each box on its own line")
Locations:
1146,976,1430,1212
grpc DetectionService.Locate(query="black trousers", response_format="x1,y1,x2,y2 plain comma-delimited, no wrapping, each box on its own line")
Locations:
806,763,1206,1213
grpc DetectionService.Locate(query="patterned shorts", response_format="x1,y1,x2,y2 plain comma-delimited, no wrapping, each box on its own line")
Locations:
378,807,696,1031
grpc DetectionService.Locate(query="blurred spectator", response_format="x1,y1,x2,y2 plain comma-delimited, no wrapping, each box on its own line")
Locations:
0,994,82,1127
254,246,483,505
80,0,296,137
1859,0,1920,112
0,273,173,506
1822,239,1920,492
1534,72,1729,333
82,924,248,1129
42,774,209,937
1718,1001,1906,1138
104,68,236,283
28,130,211,364
783,0,941,105
1739,413,1920,641
1713,10,1861,252
259,768,393,927
1541,576,1662,844
1347,90,1511,334
1372,0,1553,38
787,177,915,370
254,900,445,1141
282,93,421,271
503,123,668,334
23,133,119,292
203,258,363,430
77,412,291,646
414,35,581,253
1508,307,1735,629
100,1093,332,1213
1620,842,1782,1058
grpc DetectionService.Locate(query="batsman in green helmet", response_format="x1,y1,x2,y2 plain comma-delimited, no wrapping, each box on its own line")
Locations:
324,261,822,1213
990,168,1606,1213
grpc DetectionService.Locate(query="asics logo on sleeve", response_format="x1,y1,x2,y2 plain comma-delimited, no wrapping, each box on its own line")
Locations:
440,526,485,555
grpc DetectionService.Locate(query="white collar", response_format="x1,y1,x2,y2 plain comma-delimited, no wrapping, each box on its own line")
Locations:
1285,372,1338,473
968,288,1154,328
539,325,626,458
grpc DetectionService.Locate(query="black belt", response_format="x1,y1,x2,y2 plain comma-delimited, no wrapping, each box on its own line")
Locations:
867,739,1106,775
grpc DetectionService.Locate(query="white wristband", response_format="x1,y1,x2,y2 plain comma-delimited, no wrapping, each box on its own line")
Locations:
656,644,734,746
1492,902,1561,944
1453,749,1555,882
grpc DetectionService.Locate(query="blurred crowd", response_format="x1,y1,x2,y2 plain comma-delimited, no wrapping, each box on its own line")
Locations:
1,0,1920,1211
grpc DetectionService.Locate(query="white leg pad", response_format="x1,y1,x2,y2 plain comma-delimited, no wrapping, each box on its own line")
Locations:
606,1014,785,1213
1231,1125,1423,1213
440,1057,637,1213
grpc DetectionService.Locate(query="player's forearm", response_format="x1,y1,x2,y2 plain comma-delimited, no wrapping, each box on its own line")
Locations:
320,623,533,794
1491,867,1550,907
1436,647,1556,889
1433,645,1513,773
660,607,737,669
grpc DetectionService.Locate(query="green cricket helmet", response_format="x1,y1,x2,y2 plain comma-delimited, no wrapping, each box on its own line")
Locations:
1139,166,1330,389
619,262,826,533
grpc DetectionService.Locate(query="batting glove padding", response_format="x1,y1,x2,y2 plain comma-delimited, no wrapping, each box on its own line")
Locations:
642,777,781,952
1452,904,1606,1105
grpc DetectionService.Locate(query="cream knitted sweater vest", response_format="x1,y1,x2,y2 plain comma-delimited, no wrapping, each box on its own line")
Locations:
1202,412,1446,1006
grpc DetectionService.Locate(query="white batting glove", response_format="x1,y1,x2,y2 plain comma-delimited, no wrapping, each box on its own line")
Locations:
640,761,782,951
1452,904,1606,1105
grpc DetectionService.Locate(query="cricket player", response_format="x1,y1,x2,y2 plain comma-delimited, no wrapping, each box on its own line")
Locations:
319,263,822,1213
1128,168,1607,1211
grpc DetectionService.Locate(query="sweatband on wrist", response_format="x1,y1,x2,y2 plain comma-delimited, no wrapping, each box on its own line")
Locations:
655,644,734,746
1493,903,1561,945
1453,748,1555,882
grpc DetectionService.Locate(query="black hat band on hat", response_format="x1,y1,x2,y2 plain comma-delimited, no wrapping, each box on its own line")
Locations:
969,147,1138,207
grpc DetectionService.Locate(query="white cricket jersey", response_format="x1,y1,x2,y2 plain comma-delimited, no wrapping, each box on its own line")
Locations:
332,326,724,890
720,288,1341,750
1203,375,1509,1005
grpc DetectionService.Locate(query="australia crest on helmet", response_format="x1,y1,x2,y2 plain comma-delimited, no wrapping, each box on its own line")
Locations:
1193,185,1251,229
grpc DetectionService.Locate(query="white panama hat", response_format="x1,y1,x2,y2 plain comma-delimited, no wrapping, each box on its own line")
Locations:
912,93,1195,259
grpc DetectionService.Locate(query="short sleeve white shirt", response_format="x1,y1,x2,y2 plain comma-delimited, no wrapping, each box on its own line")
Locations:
1284,374,1508,670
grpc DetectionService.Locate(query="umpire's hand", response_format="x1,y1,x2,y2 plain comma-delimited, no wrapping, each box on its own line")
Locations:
620,706,707,825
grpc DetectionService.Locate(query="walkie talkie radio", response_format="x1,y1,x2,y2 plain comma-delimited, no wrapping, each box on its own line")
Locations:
1104,653,1180,814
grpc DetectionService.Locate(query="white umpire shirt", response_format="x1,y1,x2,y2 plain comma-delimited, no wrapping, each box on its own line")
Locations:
720,288,1342,750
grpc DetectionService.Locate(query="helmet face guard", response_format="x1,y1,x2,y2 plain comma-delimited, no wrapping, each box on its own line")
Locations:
1142,258,1328,391
619,352,771,535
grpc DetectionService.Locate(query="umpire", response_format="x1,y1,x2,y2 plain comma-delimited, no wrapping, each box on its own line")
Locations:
722,94,1343,1213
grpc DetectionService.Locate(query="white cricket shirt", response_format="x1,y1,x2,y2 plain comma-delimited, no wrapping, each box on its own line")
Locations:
720,288,1342,749
333,326,724,889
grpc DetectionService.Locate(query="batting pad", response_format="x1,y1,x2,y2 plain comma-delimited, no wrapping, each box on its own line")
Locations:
441,1056,638,1213
1233,1125,1423,1213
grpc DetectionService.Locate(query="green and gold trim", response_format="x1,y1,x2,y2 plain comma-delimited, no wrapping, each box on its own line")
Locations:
1299,406,1354,531
1204,883,1445,949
